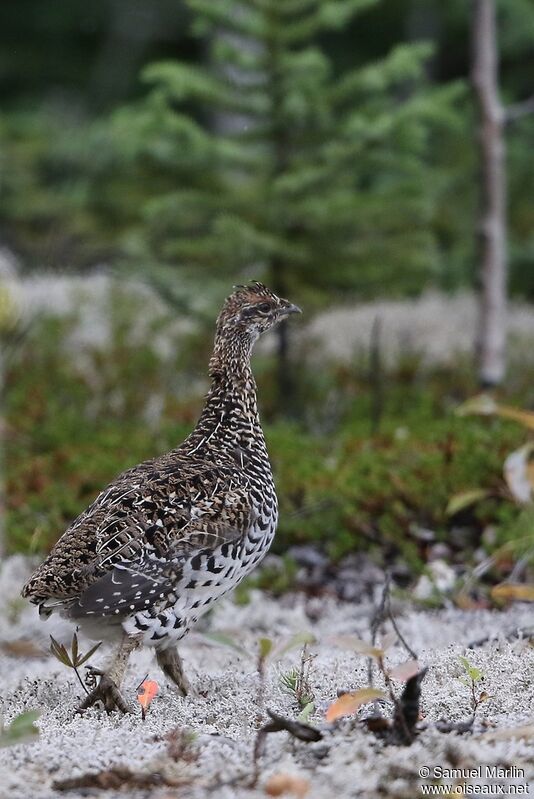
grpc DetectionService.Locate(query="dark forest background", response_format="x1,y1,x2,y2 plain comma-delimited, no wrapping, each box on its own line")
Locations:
1,0,533,298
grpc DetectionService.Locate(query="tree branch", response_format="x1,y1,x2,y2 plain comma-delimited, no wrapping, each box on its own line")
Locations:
505,94,534,124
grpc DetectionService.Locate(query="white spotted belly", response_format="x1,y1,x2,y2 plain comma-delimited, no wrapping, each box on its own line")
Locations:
123,502,277,648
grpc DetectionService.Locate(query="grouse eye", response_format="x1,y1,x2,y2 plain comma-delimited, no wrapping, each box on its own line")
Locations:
257,302,271,314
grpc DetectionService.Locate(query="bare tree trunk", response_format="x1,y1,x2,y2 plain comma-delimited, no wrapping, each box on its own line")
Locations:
0,348,5,560
471,0,507,387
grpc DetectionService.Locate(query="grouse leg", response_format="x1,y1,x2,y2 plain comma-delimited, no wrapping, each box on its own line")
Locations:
77,633,141,714
156,647,190,696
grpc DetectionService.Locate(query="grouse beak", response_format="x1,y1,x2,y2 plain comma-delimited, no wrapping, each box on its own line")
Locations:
280,303,302,317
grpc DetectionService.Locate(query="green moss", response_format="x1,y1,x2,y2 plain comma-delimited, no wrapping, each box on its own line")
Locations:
267,414,525,568
5,306,533,580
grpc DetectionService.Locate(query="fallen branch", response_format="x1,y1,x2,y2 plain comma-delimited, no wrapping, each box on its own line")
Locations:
250,709,322,787
361,669,428,746
435,716,475,735
468,626,534,649
391,667,428,744
53,767,185,792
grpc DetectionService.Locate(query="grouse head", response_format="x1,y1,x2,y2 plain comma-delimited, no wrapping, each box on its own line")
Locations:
217,282,301,342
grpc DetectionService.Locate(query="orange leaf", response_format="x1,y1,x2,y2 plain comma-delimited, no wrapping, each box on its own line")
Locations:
325,688,386,722
265,773,309,798
388,659,420,682
137,679,159,719
491,584,534,603
497,404,534,431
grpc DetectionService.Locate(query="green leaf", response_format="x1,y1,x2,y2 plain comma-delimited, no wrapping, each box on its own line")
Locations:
280,668,299,693
259,637,273,659
297,701,315,723
0,711,40,747
270,632,315,661
49,636,72,668
76,640,103,667
459,656,483,683
330,635,384,659
199,632,249,658
446,489,490,517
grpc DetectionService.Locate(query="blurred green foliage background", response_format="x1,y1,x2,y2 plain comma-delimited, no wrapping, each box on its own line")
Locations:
5,290,534,595
1,0,533,297
1,0,534,596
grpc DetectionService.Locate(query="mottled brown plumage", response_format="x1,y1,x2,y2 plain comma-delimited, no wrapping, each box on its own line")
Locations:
22,282,301,711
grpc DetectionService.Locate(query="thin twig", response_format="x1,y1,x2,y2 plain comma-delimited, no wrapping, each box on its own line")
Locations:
368,575,391,698
468,626,534,649
250,643,269,788
369,575,419,742
508,551,534,583
378,655,413,745
73,666,90,696
371,574,391,644
386,594,418,661
505,94,534,124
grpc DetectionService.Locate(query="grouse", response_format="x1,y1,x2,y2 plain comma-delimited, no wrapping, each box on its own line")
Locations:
22,282,301,712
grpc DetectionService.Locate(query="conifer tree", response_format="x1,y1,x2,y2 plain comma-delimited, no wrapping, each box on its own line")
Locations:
109,0,463,408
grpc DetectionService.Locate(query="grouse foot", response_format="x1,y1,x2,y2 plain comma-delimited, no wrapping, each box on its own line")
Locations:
76,633,141,714
156,648,190,696
77,669,132,714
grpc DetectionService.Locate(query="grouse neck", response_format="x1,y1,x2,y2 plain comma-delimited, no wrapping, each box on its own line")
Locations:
184,331,267,458
208,329,255,386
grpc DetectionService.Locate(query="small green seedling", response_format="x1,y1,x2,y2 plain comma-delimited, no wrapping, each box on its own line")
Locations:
458,655,489,713
256,633,315,721
50,633,102,695
280,644,316,722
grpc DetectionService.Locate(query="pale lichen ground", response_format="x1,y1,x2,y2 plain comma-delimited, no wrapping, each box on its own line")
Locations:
0,556,533,799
